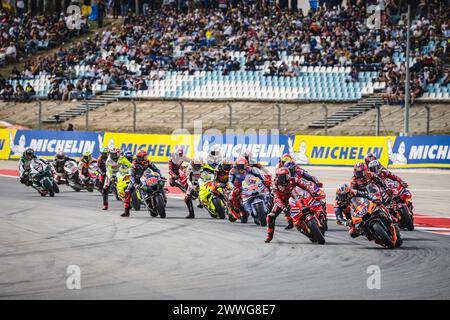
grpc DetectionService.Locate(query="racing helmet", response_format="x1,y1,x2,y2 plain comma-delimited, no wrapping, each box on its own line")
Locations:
82,151,92,162
191,158,203,171
136,149,148,164
100,147,109,158
284,160,296,176
209,144,221,157
336,183,351,202
368,160,382,175
220,158,233,171
234,156,248,173
110,147,120,161
24,148,35,160
276,167,290,186
364,152,377,166
175,147,184,157
280,153,293,166
55,150,65,160
354,162,368,180
124,151,133,163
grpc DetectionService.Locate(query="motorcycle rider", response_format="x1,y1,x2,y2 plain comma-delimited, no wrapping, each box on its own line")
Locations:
211,158,233,195
265,167,318,243
96,147,109,191
184,158,204,219
276,153,294,169
282,160,325,229
78,151,98,187
241,150,271,177
52,151,78,184
364,152,377,166
19,148,44,186
350,162,388,191
121,149,162,217
168,147,190,191
334,183,381,238
123,151,134,163
204,144,223,169
102,148,132,210
228,156,269,222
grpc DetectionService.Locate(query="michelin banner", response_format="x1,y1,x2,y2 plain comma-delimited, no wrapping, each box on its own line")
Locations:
197,133,295,166
291,135,395,167
102,132,196,163
8,129,104,160
388,135,450,168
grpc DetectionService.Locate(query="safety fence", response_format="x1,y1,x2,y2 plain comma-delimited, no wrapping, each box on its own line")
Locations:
1,129,449,169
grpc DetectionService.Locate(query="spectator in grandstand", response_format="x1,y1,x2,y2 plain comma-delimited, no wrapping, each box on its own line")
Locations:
24,82,36,102
1,84,14,102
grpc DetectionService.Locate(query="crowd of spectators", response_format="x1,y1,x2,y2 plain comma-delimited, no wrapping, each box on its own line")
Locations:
0,0,448,106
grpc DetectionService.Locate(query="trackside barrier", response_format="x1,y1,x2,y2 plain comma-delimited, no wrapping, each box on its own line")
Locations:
0,129,449,168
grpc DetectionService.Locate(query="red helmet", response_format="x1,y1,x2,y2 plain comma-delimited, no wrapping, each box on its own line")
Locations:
136,149,147,163
354,162,368,180
364,152,377,166
276,167,290,186
234,156,248,172
280,153,293,166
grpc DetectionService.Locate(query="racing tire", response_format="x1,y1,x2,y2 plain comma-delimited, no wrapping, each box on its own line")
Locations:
52,181,60,194
254,201,267,227
212,197,226,220
43,180,55,197
399,207,414,231
307,219,325,245
132,191,141,211
372,221,395,249
155,194,166,218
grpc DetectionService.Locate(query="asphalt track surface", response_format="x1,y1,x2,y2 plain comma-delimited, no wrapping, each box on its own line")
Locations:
0,167,449,299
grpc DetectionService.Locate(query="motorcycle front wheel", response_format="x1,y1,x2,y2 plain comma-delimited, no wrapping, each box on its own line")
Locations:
307,219,325,245
154,194,166,218
43,179,55,197
372,221,395,249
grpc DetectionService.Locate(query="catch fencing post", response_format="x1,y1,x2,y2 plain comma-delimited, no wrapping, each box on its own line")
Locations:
276,104,281,132
179,102,185,129
323,104,328,135
132,100,137,133
375,103,381,136
37,100,42,130
424,105,431,135
227,104,232,128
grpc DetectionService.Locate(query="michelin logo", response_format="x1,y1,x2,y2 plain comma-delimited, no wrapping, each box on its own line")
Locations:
218,143,285,159
29,138,96,154
409,144,450,160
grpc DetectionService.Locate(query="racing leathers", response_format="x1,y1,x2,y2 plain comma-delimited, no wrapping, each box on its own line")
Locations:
228,167,267,221
168,153,190,190
102,156,131,209
184,162,204,218
53,155,78,184
78,158,97,186
265,177,317,242
96,154,108,191
121,159,161,217
350,171,388,192
19,155,46,186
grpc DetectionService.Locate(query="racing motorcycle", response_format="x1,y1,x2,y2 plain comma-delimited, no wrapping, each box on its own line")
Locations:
116,169,141,211
240,173,270,226
288,186,326,244
350,183,403,249
198,166,228,220
29,159,59,197
385,178,414,231
302,179,328,233
173,163,188,193
139,170,167,218
60,160,84,192
78,162,98,192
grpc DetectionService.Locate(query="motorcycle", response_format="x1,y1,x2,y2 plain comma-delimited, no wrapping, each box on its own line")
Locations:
139,170,167,218
29,159,59,197
116,169,141,211
173,163,188,193
198,166,228,220
385,179,414,231
240,173,270,226
349,183,403,249
78,162,98,192
288,186,326,244
301,179,328,233
61,160,85,192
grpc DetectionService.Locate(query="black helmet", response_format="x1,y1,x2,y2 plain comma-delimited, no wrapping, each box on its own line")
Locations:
24,148,35,160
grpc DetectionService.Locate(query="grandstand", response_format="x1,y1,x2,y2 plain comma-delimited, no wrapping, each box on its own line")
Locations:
0,1,449,135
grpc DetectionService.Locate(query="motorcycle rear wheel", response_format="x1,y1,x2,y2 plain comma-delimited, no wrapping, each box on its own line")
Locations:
399,207,414,231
